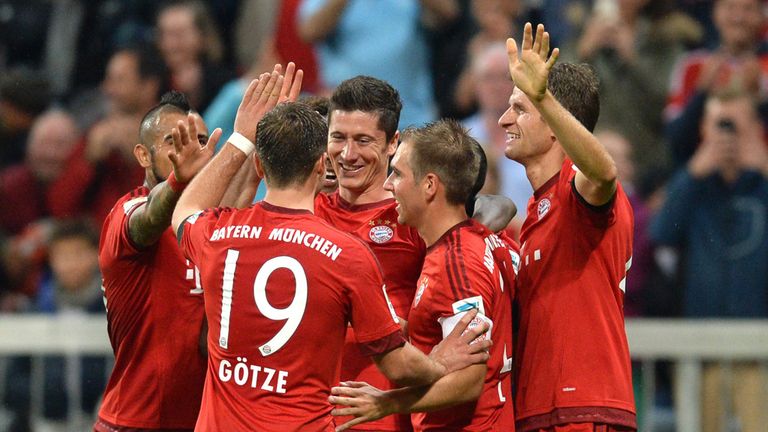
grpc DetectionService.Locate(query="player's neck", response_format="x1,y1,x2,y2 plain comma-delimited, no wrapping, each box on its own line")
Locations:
337,184,392,206
262,187,316,213
417,204,467,247
523,150,565,191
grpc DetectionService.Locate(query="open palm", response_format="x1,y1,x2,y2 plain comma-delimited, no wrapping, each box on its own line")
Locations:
507,23,559,102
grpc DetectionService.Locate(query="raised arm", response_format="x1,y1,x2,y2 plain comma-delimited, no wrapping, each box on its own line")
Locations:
508,23,617,206
128,114,218,248
172,64,303,234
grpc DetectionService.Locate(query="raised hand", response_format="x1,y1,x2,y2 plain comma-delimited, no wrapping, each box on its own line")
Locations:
329,382,396,431
168,113,221,183
233,62,304,142
507,22,559,102
428,308,491,375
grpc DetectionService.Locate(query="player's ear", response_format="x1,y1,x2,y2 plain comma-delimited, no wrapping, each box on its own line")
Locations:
133,144,151,168
253,155,265,179
313,155,325,176
423,172,438,202
386,131,399,157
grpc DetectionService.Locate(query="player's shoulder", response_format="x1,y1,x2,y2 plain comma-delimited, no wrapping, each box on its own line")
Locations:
110,186,150,216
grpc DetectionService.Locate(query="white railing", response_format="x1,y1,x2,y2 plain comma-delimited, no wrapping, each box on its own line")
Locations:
1,315,767,431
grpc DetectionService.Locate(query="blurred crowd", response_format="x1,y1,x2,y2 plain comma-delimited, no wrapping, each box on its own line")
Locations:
0,0,767,430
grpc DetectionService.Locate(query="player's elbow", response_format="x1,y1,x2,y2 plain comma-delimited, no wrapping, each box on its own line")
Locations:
595,161,618,189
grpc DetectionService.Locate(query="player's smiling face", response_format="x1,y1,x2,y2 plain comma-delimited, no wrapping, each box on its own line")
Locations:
384,140,424,227
498,87,554,163
327,110,397,196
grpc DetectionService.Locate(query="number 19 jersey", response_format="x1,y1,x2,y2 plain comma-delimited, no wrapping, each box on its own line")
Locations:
179,202,405,432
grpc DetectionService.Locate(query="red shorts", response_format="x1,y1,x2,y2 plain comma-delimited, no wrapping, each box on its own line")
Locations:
536,424,636,432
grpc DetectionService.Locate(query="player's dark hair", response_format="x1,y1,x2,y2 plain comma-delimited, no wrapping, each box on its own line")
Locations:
139,90,193,146
299,95,330,118
256,102,328,188
464,142,488,216
547,63,600,132
402,119,481,207
50,219,99,248
329,76,402,141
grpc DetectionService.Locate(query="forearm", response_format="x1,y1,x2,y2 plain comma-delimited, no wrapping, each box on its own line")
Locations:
472,195,516,232
172,142,249,232
387,364,486,413
375,343,446,387
219,155,260,208
535,90,617,187
128,181,181,248
298,0,348,42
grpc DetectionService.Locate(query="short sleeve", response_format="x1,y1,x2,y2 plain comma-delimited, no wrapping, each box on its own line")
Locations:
100,196,148,260
346,244,404,354
178,208,219,266
561,161,618,228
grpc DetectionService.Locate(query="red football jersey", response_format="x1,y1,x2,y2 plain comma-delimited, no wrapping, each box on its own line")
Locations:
315,192,425,431
179,202,405,432
96,187,206,430
408,220,517,432
515,159,636,431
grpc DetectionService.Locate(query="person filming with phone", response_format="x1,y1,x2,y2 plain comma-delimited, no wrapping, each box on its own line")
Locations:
650,88,768,432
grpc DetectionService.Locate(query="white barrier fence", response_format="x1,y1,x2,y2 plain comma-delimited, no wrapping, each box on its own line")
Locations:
1,316,767,431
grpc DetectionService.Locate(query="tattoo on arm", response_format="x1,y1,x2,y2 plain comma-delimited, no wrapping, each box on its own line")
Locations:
128,182,182,248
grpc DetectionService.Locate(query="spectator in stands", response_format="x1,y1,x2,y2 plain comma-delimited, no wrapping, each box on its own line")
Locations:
461,42,531,227
568,0,700,181
156,0,232,113
56,45,166,224
0,69,51,169
3,219,107,432
665,0,767,166
651,89,768,432
298,0,450,127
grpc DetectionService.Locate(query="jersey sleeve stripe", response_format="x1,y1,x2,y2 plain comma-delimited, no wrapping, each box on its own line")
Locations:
454,230,474,297
444,234,469,300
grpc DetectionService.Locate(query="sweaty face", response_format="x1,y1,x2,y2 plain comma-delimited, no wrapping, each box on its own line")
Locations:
384,141,425,227
327,110,396,197
498,87,554,163
147,112,209,182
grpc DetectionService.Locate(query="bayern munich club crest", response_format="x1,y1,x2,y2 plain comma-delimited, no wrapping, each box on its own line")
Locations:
369,224,394,244
537,198,551,220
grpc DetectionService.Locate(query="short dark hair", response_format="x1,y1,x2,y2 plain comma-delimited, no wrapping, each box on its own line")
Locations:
50,219,99,248
115,43,170,97
402,119,481,206
139,90,193,145
299,95,330,118
256,102,328,188
329,76,402,141
547,63,600,132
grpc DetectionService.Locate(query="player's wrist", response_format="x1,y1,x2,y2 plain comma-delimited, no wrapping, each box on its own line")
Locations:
228,132,255,156
167,171,189,193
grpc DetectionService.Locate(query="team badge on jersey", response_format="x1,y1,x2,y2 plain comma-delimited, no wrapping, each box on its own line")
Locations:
369,224,394,244
537,198,551,220
413,276,429,307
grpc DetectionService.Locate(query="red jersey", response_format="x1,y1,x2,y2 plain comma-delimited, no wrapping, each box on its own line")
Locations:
96,187,206,430
179,202,405,432
408,220,517,432
515,160,636,431
315,192,425,431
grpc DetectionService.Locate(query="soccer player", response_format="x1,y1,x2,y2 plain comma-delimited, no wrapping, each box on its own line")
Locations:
499,23,636,431
329,120,518,431
316,75,516,432
171,70,491,431
95,91,221,431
